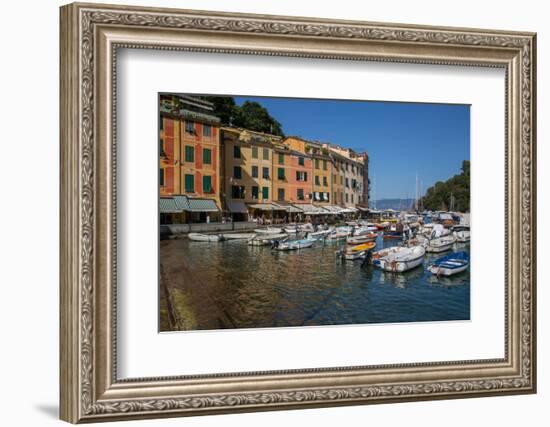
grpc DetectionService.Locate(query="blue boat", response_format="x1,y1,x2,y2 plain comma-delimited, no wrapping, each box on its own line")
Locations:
427,251,469,276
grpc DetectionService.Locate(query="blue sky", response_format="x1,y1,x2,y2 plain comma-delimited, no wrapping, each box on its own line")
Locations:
235,96,470,200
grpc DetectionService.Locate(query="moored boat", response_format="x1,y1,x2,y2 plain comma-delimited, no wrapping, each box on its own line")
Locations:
347,233,377,245
425,235,456,253
254,227,283,234
247,233,288,246
222,233,257,240
372,246,426,272
428,251,469,276
188,233,225,242
341,241,376,260
273,238,315,251
307,229,332,240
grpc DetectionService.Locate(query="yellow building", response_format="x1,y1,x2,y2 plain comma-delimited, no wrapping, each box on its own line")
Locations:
221,128,283,220
284,137,332,205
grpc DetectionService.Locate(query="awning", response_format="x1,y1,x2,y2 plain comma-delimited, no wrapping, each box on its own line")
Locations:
356,206,369,212
248,203,286,211
321,205,345,214
299,204,329,215
160,197,180,213
187,198,219,212
276,202,304,213
226,200,248,213
172,195,219,212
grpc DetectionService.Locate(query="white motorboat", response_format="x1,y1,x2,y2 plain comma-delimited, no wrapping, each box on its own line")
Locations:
425,235,456,253
428,251,469,276
247,233,288,246
372,246,426,272
299,223,315,232
188,233,224,242
273,238,315,251
453,230,471,243
222,233,257,240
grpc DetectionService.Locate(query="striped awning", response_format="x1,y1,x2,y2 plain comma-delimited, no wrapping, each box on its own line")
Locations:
299,204,329,215
160,198,180,213
248,203,286,211
275,202,304,213
187,198,219,212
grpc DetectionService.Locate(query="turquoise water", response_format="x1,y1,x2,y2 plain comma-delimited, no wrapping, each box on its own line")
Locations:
162,233,470,330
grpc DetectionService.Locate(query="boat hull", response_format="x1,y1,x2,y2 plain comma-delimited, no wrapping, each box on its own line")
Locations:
428,264,468,276
373,254,424,272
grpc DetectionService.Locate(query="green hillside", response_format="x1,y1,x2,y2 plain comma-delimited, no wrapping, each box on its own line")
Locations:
421,160,470,212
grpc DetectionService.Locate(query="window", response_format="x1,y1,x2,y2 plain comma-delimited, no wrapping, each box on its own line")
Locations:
346,163,349,172
263,148,269,160
251,146,258,159
352,179,357,189
185,145,194,162
334,193,337,203
277,168,285,180
315,175,320,186
345,193,349,203
298,156,305,166
278,153,284,165
296,171,308,182
251,186,259,199
351,194,354,203
185,121,195,134
323,176,328,186
340,176,344,185
233,166,242,179
278,188,285,201
262,167,270,180
297,189,305,200
203,124,212,137
315,158,320,169
251,166,258,178
262,187,269,200
159,139,165,155
203,148,212,165
233,145,241,159
185,174,194,192
323,159,327,170
231,185,245,199
345,178,349,188
325,192,330,202
159,169,164,186
202,175,212,193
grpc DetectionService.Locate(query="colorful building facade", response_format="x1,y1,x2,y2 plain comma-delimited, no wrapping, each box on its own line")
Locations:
221,127,283,218
159,95,222,222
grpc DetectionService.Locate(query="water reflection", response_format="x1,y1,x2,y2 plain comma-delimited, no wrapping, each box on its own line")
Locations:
160,233,470,330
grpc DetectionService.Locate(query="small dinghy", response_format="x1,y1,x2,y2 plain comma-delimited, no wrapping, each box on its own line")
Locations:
254,227,283,234
247,233,288,246
283,226,299,234
428,251,469,276
273,238,315,251
372,246,425,272
347,233,377,245
425,235,456,253
340,241,376,260
222,233,257,240
188,233,224,242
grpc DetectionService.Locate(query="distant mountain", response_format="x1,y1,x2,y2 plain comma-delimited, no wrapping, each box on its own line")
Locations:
370,198,416,211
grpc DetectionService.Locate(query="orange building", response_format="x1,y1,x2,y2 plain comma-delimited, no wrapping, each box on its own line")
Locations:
159,95,221,222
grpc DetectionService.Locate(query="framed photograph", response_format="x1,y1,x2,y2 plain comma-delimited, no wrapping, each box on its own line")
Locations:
60,2,537,423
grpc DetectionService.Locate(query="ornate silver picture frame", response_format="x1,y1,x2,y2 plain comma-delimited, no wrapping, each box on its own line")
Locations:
60,2,536,423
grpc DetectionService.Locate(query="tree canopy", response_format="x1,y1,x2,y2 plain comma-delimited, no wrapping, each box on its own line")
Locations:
203,96,285,137
421,160,470,212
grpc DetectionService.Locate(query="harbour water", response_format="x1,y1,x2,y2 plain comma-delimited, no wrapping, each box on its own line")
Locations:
160,233,470,331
